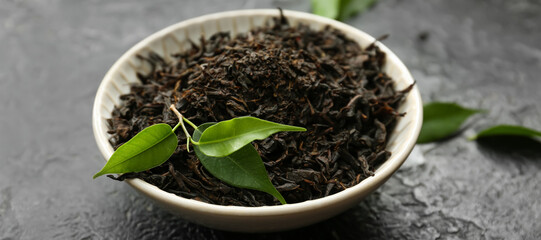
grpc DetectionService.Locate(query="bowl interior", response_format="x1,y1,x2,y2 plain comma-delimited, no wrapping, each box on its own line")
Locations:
92,9,422,231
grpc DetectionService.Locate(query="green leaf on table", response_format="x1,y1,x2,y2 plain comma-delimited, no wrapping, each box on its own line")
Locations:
93,124,178,178
311,0,378,21
196,116,306,157
470,125,541,140
417,102,483,143
193,123,286,204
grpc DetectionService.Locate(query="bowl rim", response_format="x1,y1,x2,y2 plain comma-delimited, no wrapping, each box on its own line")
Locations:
92,9,423,217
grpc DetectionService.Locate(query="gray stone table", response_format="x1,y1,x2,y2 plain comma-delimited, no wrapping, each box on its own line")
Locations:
1,0,540,239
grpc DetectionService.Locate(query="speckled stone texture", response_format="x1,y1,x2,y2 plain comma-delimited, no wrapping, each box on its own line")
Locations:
1,0,540,239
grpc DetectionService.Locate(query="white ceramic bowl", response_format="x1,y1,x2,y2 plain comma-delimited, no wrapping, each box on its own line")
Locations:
93,9,423,232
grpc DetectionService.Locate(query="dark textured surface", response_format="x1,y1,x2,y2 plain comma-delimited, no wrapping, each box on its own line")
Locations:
1,0,540,239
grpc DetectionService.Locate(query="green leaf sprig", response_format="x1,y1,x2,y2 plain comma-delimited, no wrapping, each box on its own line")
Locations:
94,105,306,204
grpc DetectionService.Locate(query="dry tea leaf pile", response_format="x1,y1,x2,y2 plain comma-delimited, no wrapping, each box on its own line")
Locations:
107,13,411,206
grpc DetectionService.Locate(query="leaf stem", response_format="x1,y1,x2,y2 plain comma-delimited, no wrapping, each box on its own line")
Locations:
169,104,192,151
172,122,182,133
183,117,198,129
190,138,200,145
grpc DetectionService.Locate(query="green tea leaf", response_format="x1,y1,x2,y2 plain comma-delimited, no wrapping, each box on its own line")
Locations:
338,0,378,21
196,116,306,157
93,124,178,178
470,125,541,140
311,0,377,21
193,123,286,204
418,102,483,143
311,0,340,20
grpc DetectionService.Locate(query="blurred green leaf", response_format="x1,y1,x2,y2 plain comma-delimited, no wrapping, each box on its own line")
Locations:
418,102,483,143
311,0,340,19
470,125,541,140
311,0,378,21
339,0,378,21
